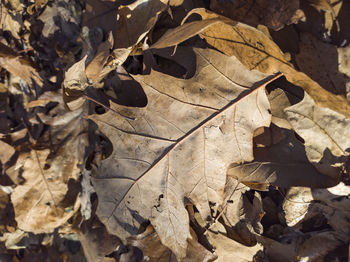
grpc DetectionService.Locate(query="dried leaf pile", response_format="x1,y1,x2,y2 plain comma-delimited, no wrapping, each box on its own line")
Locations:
0,0,350,261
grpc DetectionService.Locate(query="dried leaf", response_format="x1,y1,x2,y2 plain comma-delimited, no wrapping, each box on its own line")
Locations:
206,231,263,262
11,91,88,233
282,183,350,261
210,0,304,31
0,43,42,86
83,0,168,49
150,8,350,118
90,47,278,258
79,218,121,262
227,128,340,189
285,93,350,168
296,33,349,97
150,18,230,49
86,32,114,84
38,0,80,39
307,0,340,32
129,225,216,261
63,56,88,111
0,140,15,165
10,149,80,233
0,4,23,39
79,169,95,220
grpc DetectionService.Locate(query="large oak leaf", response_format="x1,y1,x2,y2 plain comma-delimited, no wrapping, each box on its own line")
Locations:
150,8,350,118
90,48,278,258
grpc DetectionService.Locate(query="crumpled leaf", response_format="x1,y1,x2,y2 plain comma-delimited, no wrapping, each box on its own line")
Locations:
256,235,297,262
79,217,121,262
11,91,88,233
210,0,305,31
206,231,263,262
10,149,81,233
282,183,350,261
296,32,349,97
0,4,23,39
79,169,95,220
151,8,350,118
307,0,341,32
128,225,216,261
83,0,168,49
227,128,340,189
90,47,278,258
85,32,114,84
217,179,264,246
38,0,80,39
0,140,15,165
285,93,350,168
63,56,88,111
338,45,350,101
0,43,42,86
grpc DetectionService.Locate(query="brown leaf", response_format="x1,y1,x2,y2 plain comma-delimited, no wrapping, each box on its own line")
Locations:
206,231,263,262
79,217,121,262
282,183,350,260
38,0,80,39
285,93,350,170
63,56,88,111
0,140,15,165
11,91,88,233
296,33,349,97
307,0,340,32
0,3,23,39
0,43,42,86
90,47,278,258
129,225,216,261
10,149,81,233
210,0,304,31
227,128,341,189
86,32,114,84
149,18,231,49
151,8,350,118
83,0,168,49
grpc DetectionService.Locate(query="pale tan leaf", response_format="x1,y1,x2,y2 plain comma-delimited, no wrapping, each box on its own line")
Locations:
63,56,88,111
0,43,42,86
129,225,216,261
282,183,350,261
191,8,350,119
150,8,350,118
150,18,230,49
0,4,23,39
285,93,350,168
206,231,263,262
90,47,277,258
11,91,88,233
86,32,114,83
10,149,81,233
0,140,15,165
228,128,340,189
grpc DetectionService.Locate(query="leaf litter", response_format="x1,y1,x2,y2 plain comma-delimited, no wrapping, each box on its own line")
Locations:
0,0,350,261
